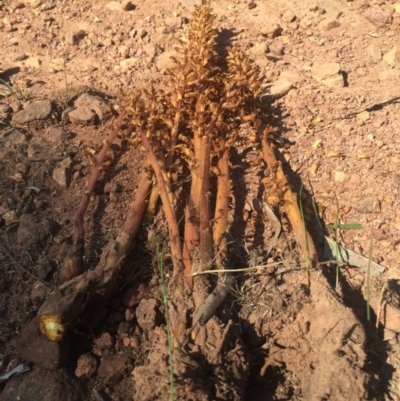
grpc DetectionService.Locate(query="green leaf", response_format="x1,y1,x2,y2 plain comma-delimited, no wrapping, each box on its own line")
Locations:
327,223,362,230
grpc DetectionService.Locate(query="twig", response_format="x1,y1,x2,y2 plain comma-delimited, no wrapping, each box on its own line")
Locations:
344,95,400,118
211,319,233,363
25,156,68,162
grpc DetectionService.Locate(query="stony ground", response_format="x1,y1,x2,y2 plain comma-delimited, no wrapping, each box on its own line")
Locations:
1,0,400,400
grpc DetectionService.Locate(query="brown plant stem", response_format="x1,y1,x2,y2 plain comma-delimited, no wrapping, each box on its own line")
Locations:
139,129,184,277
260,130,318,269
60,111,123,283
38,167,152,335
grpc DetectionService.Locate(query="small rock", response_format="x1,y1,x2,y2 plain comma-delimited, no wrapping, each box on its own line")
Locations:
74,93,113,122
52,166,70,188
269,41,284,55
2,210,19,226
24,0,42,7
333,171,346,183
354,198,374,213
119,57,139,71
71,30,86,45
104,182,120,193
0,367,86,401
97,355,130,384
17,214,59,246
94,332,115,350
371,227,388,241
282,10,296,23
123,282,149,308
260,23,283,38
363,7,393,26
311,62,343,87
75,353,98,379
269,79,293,100
15,54,28,61
319,19,340,30
136,298,162,332
151,27,174,46
379,301,400,333
0,128,26,145
47,126,69,143
249,42,268,56
130,334,141,349
165,16,183,29
248,1,256,10
12,100,52,124
11,316,69,370
383,46,398,66
25,57,41,69
122,337,130,347
156,50,179,73
67,106,96,125
143,43,159,60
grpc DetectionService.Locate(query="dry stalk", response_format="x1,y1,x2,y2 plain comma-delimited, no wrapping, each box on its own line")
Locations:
60,111,124,283
39,165,152,331
261,130,318,271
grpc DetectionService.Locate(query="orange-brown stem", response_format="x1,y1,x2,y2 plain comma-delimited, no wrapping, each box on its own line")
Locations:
60,111,123,283
261,132,318,268
213,144,230,261
139,129,184,277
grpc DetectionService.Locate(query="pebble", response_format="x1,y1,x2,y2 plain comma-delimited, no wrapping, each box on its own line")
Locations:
0,128,26,145
2,210,19,226
282,10,296,23
74,93,113,122
136,298,162,331
97,355,130,385
47,126,69,143
25,57,41,69
67,106,96,125
75,353,98,379
363,7,393,26
12,100,52,124
249,42,268,56
24,0,42,7
311,62,343,87
333,171,346,183
383,46,398,66
353,198,374,213
94,332,115,350
119,57,139,71
248,1,256,10
260,23,283,38
52,166,70,188
268,79,293,100
164,16,183,29
319,19,340,31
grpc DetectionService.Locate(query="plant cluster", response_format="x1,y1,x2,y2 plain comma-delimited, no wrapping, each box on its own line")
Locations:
37,1,317,348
